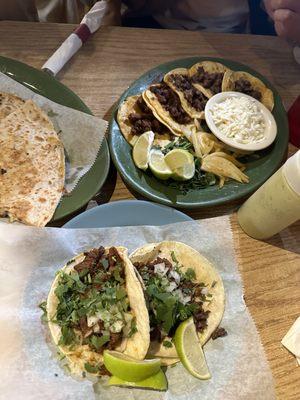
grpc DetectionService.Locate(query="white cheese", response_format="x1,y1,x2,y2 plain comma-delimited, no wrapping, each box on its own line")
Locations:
210,96,266,144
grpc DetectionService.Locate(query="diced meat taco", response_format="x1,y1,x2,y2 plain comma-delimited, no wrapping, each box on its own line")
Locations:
117,95,174,147
164,68,209,119
130,241,225,365
46,246,150,376
189,61,229,98
222,70,274,111
142,83,196,138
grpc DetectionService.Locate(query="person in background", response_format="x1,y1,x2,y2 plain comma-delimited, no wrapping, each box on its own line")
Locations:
0,0,299,44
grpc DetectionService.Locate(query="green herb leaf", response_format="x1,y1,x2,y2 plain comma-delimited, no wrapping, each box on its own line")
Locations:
162,340,173,348
101,259,109,270
89,334,110,351
39,300,48,323
128,318,137,338
84,362,99,374
184,268,196,281
116,287,127,300
58,326,76,346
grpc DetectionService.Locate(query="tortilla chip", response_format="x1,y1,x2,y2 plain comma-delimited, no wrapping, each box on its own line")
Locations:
189,61,229,98
222,70,274,111
164,68,208,119
130,241,225,360
117,95,173,147
0,92,25,121
47,247,150,376
0,100,65,227
142,85,196,139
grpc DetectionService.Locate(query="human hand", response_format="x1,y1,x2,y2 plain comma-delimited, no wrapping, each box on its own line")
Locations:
264,0,300,43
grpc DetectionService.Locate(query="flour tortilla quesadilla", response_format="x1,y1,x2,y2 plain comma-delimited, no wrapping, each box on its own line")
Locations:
46,246,150,376
130,241,225,365
0,99,65,226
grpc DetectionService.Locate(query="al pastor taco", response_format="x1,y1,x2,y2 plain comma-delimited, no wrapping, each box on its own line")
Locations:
46,246,150,376
130,241,225,365
189,61,229,98
117,95,174,147
164,68,209,119
142,83,196,139
222,70,274,111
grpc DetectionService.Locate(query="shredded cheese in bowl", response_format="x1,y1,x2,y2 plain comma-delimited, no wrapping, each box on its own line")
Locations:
209,96,266,144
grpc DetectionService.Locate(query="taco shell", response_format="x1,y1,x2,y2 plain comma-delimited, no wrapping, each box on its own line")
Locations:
222,70,274,111
117,95,173,147
130,241,225,364
47,247,150,376
0,92,25,121
189,61,229,98
164,68,208,119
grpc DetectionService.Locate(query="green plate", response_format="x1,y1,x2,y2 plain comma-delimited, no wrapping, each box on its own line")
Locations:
109,57,288,209
0,56,110,221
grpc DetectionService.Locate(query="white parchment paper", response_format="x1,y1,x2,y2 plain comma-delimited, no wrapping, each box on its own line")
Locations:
0,71,107,192
0,217,276,400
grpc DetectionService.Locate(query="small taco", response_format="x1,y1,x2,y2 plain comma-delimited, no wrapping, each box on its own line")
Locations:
189,61,229,98
117,95,174,147
143,83,196,139
164,68,209,119
46,246,150,376
130,241,225,365
222,70,274,111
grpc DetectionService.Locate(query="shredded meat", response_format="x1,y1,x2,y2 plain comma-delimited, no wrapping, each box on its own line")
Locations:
170,74,208,111
150,326,162,342
107,332,122,349
193,308,210,332
211,327,228,340
191,66,224,94
128,96,167,136
98,365,111,376
150,83,192,124
234,78,262,101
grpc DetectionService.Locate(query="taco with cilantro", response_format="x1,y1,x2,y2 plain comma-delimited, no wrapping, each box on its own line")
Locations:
46,246,150,376
130,241,225,365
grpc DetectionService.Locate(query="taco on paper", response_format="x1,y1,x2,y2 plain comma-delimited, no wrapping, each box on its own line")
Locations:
164,68,209,119
222,70,274,111
46,246,150,376
142,83,196,139
0,92,25,121
189,61,229,98
117,95,174,147
130,241,225,365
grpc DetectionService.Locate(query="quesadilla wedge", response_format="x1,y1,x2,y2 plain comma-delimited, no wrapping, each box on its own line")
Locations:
130,241,225,365
117,95,174,147
164,68,209,119
189,61,229,98
0,92,25,121
222,70,274,111
142,83,196,138
47,246,150,377
0,100,65,227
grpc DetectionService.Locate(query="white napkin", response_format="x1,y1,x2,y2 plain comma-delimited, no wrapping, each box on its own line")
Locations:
281,317,300,365
42,1,109,76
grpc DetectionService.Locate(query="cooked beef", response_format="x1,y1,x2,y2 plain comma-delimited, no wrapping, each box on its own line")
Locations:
170,74,208,111
150,83,192,124
79,316,88,334
211,327,228,340
234,78,262,101
191,66,224,94
107,332,122,349
98,365,111,376
193,308,210,332
150,326,162,342
128,96,167,136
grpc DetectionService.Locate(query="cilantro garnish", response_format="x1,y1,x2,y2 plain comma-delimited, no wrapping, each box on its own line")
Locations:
162,340,173,348
39,301,48,323
184,268,196,281
128,318,138,338
84,362,99,374
89,334,110,351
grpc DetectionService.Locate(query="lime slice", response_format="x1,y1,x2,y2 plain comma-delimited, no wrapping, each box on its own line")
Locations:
173,317,211,380
149,149,172,180
132,131,155,170
108,370,167,391
164,149,195,181
103,350,161,382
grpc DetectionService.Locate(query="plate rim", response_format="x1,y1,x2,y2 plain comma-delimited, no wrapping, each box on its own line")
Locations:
108,56,289,209
0,55,110,222
63,199,193,228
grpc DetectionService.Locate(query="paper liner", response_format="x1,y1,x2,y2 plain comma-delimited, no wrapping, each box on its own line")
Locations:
0,216,275,399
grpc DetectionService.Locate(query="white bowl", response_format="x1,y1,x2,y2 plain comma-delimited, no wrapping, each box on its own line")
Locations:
204,91,277,152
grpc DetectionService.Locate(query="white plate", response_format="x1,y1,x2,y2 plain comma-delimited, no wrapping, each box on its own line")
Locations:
204,91,277,152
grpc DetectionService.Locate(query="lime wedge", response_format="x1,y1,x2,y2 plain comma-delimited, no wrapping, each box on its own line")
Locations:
132,131,155,170
103,350,161,382
108,370,167,391
149,149,172,180
164,149,195,181
173,317,211,380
